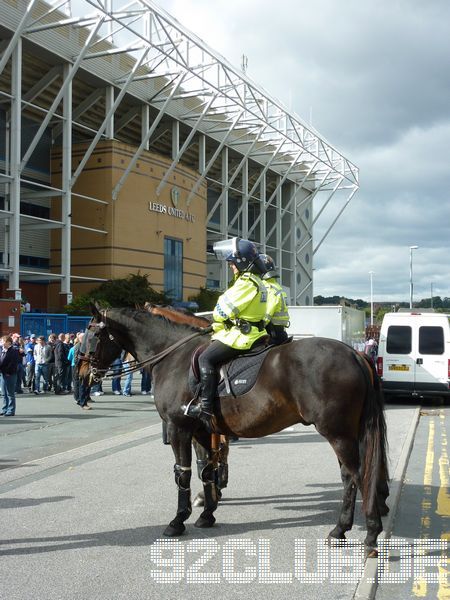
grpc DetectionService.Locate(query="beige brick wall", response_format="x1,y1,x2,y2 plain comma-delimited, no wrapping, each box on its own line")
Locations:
49,140,207,309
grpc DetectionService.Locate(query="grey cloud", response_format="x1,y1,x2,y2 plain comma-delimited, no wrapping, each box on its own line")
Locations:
163,0,450,303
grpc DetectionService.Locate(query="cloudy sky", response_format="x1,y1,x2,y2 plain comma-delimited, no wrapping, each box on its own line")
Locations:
158,0,450,303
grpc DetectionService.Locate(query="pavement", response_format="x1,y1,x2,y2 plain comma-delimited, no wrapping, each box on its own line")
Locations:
0,391,420,600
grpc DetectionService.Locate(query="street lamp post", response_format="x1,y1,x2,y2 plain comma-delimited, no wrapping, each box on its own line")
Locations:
409,245,419,309
369,271,374,326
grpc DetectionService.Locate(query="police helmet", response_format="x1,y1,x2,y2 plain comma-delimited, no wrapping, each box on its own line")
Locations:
260,254,280,279
213,237,267,275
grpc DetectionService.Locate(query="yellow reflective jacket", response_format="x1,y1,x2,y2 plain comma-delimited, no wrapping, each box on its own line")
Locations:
212,272,268,350
264,277,290,327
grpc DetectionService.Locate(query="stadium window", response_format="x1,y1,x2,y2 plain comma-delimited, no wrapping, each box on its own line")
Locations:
164,237,183,301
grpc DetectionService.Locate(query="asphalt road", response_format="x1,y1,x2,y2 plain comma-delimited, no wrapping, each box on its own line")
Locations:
0,391,420,600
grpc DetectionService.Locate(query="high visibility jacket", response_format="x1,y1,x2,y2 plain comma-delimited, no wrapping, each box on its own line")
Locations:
263,277,290,327
212,272,268,350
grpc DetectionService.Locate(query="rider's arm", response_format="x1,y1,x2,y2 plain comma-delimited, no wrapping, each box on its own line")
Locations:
213,277,257,324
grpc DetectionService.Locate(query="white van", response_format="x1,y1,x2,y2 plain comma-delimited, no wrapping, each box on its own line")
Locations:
377,312,450,400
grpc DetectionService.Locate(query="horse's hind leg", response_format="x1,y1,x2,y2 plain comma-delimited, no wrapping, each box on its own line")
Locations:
163,424,193,537
327,437,360,541
328,460,358,541
329,437,383,557
193,430,220,528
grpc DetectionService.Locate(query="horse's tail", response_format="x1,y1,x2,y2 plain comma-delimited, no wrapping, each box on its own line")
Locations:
356,354,389,515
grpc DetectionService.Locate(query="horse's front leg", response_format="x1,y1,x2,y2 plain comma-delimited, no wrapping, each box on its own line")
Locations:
163,423,193,537
193,429,220,528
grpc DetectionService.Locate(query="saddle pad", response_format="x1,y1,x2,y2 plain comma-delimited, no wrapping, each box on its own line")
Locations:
218,349,270,396
188,344,273,398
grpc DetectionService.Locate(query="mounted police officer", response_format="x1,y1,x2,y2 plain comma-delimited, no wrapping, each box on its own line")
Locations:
185,237,268,430
260,254,290,345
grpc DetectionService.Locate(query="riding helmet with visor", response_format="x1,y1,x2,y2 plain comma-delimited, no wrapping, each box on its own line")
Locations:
213,237,267,275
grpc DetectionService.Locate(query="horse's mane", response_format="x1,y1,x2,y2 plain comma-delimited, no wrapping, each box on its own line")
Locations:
123,306,204,333
138,303,210,329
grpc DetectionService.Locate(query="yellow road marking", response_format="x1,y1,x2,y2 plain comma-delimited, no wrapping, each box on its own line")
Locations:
437,412,450,600
412,418,435,597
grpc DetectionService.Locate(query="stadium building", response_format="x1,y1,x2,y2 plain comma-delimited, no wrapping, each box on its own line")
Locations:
0,0,358,315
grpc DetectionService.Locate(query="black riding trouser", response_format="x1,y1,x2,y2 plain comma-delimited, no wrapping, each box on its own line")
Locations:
198,340,245,372
197,341,249,407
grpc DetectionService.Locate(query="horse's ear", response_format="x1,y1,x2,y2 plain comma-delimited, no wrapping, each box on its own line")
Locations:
89,302,102,321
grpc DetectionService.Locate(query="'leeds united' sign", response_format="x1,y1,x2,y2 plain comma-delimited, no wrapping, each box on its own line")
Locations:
148,201,195,222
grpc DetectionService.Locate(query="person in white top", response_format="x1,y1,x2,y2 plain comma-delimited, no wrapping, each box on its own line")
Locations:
33,336,51,393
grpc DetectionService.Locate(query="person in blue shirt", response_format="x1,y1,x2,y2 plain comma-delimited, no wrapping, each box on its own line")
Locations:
24,334,36,391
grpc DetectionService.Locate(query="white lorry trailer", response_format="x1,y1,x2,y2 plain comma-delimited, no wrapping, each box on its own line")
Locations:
197,305,366,349
286,305,366,349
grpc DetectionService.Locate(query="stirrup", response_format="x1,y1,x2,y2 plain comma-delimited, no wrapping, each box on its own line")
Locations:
184,403,203,418
183,398,200,417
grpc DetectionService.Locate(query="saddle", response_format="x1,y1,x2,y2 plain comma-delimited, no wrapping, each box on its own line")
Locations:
188,338,292,399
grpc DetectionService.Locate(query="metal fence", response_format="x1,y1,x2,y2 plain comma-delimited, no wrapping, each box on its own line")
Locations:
21,313,91,338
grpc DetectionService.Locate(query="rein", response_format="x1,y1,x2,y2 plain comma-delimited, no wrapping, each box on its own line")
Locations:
91,310,212,380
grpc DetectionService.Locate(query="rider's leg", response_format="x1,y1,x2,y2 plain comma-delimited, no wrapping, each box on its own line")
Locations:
186,341,239,428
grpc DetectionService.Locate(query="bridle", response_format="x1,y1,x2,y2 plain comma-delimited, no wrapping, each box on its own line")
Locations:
88,308,212,382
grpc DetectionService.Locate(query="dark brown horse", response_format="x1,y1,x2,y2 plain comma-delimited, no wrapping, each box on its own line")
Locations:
89,305,389,556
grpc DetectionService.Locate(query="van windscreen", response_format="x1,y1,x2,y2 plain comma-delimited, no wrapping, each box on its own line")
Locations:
386,326,412,354
419,326,444,355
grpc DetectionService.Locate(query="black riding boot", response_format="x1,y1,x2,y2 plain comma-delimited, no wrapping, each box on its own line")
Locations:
185,367,217,431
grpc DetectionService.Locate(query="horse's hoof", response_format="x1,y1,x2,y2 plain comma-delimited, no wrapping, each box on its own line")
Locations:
365,547,378,559
194,514,216,528
217,489,223,500
163,520,186,537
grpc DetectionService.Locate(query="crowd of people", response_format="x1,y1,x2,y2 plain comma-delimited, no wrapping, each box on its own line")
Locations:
0,331,152,417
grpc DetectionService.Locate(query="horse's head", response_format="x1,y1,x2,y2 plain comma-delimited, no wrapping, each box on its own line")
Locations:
88,303,125,380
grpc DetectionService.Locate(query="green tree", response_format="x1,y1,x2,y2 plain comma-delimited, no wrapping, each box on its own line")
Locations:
65,273,171,314
189,287,221,312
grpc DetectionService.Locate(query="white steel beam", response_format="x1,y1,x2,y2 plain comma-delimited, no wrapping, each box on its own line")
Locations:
186,109,244,206
313,187,358,255
156,94,216,196
0,0,37,77
20,16,105,173
61,62,72,300
52,87,105,139
72,45,150,187
141,104,149,150
105,86,115,139
112,73,185,201
7,38,21,298
219,146,229,289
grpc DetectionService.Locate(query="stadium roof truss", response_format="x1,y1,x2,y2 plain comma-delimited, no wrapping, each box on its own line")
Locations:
0,0,358,304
